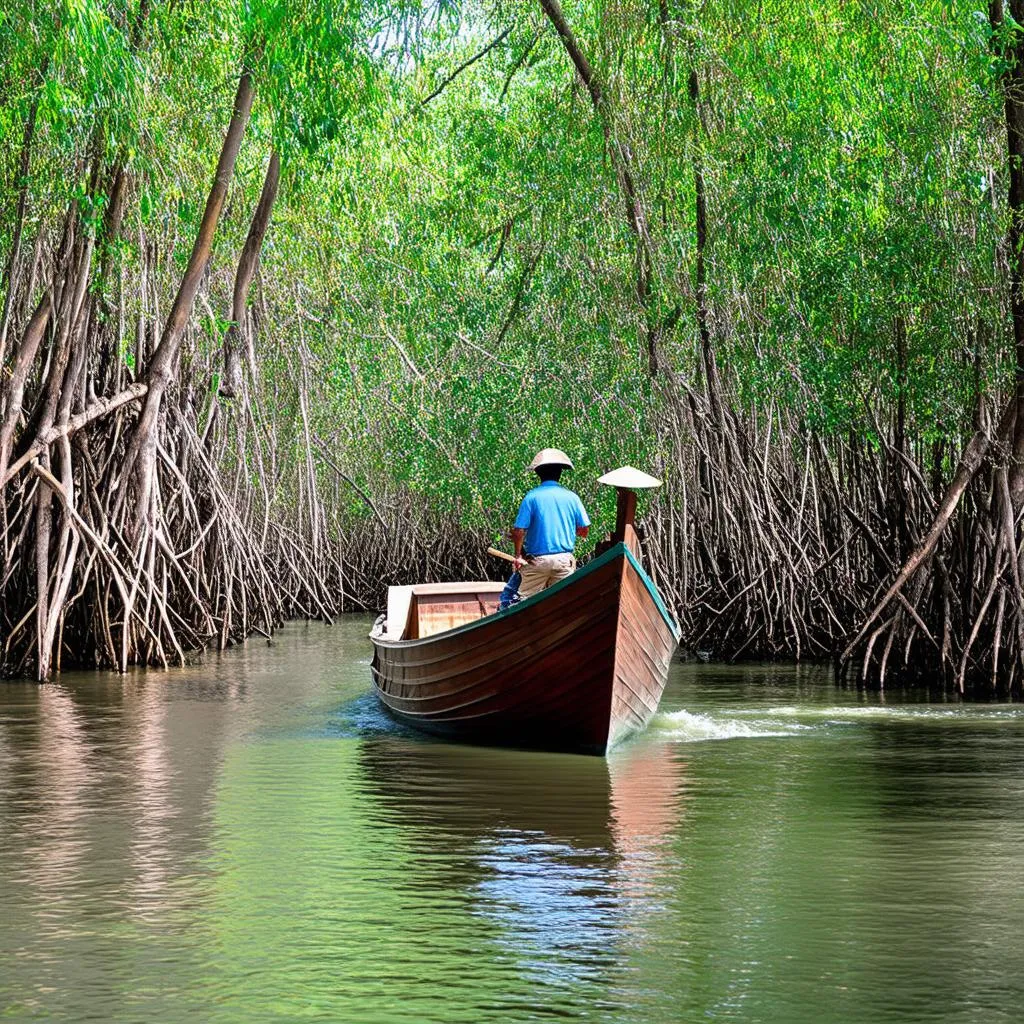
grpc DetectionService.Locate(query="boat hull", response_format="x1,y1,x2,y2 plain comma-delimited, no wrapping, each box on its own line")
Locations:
370,543,680,755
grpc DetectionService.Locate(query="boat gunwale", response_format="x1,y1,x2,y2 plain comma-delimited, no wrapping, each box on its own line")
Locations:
370,542,681,649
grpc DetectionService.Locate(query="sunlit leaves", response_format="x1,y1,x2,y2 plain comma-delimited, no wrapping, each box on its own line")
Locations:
0,0,1017,536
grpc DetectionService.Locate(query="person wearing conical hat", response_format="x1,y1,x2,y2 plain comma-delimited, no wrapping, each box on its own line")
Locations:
510,448,591,599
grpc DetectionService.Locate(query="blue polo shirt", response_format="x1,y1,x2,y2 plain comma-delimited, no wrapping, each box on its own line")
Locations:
514,481,591,556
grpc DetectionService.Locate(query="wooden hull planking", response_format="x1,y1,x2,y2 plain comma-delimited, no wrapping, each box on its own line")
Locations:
370,543,680,756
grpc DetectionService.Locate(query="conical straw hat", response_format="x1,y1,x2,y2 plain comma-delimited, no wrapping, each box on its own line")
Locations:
528,448,574,471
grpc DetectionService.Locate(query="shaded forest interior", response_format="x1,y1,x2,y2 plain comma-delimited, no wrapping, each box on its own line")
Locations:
4,0,1024,692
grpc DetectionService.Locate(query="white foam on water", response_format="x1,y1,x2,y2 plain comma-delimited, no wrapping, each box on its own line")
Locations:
729,704,1024,724
653,704,1024,742
651,709,810,742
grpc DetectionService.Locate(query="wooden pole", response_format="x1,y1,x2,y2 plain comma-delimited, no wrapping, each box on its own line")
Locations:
613,488,637,542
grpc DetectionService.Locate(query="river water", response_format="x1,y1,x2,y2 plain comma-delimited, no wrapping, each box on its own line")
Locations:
2,618,1024,1023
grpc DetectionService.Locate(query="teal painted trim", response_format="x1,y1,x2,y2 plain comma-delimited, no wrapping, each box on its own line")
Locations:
373,542,680,648
622,544,682,641
499,541,625,616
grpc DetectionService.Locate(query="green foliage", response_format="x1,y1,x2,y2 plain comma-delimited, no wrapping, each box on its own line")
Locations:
0,0,1016,538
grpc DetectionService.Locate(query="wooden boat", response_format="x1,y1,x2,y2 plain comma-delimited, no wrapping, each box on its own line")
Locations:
369,468,681,755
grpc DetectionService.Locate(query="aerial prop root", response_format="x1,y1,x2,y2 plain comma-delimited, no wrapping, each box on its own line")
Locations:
840,398,1024,689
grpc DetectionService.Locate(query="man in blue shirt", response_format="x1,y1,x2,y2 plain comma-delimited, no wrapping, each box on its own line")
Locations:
510,448,591,599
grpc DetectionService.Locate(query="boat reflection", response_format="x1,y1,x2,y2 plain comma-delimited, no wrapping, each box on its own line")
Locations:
359,735,617,852
357,734,687,982
609,740,689,904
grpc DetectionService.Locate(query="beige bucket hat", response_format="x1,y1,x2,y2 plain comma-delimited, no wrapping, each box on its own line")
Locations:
528,448,574,471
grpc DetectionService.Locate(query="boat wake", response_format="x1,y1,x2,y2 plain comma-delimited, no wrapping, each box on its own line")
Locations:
650,709,809,742
651,702,1024,743
729,704,1024,724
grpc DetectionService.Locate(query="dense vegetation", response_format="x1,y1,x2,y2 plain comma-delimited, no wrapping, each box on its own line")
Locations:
2,0,1024,690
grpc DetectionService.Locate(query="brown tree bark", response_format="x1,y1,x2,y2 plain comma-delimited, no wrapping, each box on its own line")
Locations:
838,4,1024,683
220,149,280,399
0,51,50,369
537,0,647,246
28,234,93,438
2,382,148,488
0,292,51,487
689,68,722,425
841,399,1015,665
120,63,256,520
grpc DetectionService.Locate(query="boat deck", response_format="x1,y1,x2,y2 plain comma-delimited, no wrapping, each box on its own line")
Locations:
376,581,506,641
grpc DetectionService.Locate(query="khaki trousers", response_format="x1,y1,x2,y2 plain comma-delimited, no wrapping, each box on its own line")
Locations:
519,552,577,599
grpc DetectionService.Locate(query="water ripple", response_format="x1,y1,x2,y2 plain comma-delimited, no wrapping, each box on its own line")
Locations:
1,625,1023,1023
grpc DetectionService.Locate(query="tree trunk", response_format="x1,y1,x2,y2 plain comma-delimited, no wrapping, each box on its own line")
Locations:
0,292,51,487
120,63,256,521
221,149,280,399
689,67,722,425
841,401,1011,664
994,0,1024,506
537,0,667,374
0,50,49,370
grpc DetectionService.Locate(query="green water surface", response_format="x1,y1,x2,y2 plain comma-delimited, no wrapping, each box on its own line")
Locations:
1,618,1023,1023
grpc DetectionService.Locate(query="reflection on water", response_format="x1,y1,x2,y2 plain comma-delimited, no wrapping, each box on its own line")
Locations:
609,742,687,913
1,620,1023,1023
356,736,686,994
127,681,175,918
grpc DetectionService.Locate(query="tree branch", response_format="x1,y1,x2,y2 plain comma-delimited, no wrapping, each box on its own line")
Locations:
421,26,514,106
3,383,148,487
